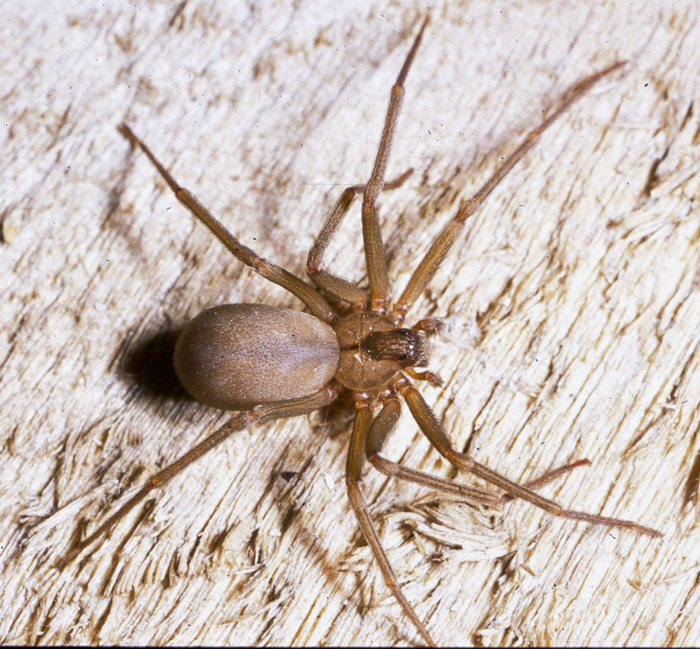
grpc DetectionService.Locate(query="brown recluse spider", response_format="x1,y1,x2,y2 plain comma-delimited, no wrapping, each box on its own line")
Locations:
58,16,661,646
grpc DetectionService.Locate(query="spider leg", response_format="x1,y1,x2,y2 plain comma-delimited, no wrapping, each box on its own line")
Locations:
366,391,592,504
117,123,337,324
396,377,661,537
361,16,429,313
371,453,593,504
391,60,627,324
56,384,339,570
306,170,412,309
346,392,435,647
345,387,587,647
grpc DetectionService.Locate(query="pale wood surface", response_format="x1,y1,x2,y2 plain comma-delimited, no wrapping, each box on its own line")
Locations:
2,0,700,646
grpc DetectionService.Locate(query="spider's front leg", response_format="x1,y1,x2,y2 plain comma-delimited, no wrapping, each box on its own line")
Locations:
359,15,429,313
390,60,627,325
305,170,412,309
345,391,436,647
344,385,597,648
397,379,661,537
307,15,428,313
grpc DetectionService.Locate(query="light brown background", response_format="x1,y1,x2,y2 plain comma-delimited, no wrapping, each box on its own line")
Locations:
2,0,699,645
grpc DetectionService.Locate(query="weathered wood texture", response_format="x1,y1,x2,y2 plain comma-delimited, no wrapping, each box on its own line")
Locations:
2,1,699,645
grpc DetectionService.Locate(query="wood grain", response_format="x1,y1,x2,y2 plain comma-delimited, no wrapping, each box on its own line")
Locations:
2,1,699,645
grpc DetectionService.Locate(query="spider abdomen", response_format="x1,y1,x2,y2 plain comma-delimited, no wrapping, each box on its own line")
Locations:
174,303,340,410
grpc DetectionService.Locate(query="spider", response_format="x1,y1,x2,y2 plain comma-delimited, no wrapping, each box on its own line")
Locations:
58,15,660,646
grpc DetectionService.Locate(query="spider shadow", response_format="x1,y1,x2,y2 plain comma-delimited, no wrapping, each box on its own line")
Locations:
120,328,192,404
